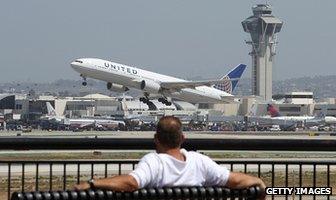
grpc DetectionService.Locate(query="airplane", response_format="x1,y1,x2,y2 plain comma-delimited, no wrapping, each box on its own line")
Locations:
43,102,125,128
70,58,246,106
247,103,309,129
310,105,336,125
253,104,336,126
41,102,65,122
323,115,336,124
266,104,316,121
63,118,125,130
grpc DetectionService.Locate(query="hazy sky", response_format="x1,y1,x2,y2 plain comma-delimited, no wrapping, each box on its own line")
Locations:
0,0,335,82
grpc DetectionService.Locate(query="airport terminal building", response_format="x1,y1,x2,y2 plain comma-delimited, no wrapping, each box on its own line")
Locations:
1,91,336,130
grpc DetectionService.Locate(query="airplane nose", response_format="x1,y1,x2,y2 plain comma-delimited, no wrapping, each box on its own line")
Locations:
70,61,77,68
70,61,83,72
70,59,91,74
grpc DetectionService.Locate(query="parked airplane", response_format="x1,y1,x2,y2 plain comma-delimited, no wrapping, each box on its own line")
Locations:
254,104,336,126
44,102,125,128
267,104,316,121
70,58,246,106
310,105,336,125
247,104,297,130
63,118,125,129
41,102,65,122
323,116,336,124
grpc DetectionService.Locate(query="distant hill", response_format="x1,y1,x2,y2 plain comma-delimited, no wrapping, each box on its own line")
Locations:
0,79,140,97
234,75,336,99
1,75,336,99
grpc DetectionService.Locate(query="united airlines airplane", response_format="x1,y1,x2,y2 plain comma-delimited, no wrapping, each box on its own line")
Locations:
70,58,246,106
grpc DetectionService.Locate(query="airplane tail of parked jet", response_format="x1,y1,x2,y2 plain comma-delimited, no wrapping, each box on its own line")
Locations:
46,102,57,117
42,102,65,123
248,104,258,116
267,104,281,117
213,64,247,94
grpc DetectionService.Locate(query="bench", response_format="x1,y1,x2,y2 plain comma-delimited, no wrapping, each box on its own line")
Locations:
11,186,262,200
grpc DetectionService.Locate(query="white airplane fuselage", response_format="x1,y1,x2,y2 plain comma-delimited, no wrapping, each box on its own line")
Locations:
271,116,315,121
324,116,336,124
64,118,124,126
71,58,233,104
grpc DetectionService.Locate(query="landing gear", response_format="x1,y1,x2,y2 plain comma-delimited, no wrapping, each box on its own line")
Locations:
81,75,87,86
139,97,149,104
140,94,173,109
140,95,156,110
140,94,152,105
158,97,172,106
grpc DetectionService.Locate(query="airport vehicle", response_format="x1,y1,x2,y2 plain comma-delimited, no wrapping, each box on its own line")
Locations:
70,58,246,105
269,124,281,131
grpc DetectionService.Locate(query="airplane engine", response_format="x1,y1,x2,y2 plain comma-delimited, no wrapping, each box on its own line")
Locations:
107,82,129,92
324,116,336,124
140,80,161,93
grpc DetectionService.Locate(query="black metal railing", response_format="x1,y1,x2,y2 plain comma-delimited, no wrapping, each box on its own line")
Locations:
10,186,262,200
0,159,335,200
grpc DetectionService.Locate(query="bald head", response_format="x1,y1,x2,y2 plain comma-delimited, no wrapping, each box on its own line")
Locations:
156,116,183,149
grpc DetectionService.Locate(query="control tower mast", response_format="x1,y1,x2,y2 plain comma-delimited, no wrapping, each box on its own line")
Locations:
242,4,283,101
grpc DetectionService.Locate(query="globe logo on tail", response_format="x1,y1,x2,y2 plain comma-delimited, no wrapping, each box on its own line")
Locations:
214,76,232,94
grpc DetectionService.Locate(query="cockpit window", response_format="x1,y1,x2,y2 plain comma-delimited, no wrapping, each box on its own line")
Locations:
75,60,83,63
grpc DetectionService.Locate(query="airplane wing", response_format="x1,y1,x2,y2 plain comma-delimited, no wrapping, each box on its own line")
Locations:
160,79,239,90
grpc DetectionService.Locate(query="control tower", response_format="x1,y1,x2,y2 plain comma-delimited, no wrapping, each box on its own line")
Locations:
242,4,283,101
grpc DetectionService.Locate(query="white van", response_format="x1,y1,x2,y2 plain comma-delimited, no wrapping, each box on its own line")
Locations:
270,125,281,131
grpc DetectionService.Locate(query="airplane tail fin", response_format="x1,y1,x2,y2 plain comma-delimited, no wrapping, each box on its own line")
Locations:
248,104,258,116
213,64,247,94
267,104,281,117
46,102,57,117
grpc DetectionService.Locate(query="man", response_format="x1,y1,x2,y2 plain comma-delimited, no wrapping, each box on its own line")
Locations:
75,116,266,198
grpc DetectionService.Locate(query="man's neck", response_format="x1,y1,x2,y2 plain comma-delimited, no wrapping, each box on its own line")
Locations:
162,148,185,162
